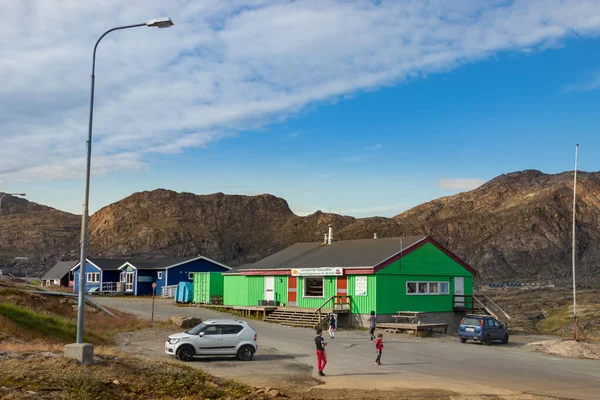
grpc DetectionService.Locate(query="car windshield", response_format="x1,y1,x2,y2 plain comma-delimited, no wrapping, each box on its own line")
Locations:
462,317,481,326
185,323,207,335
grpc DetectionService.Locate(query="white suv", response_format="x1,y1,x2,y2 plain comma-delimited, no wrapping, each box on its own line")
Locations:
165,319,257,362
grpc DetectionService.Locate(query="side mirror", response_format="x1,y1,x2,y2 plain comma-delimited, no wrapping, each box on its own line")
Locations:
198,332,205,337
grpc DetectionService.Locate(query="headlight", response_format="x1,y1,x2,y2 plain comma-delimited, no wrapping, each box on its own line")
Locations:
168,338,180,344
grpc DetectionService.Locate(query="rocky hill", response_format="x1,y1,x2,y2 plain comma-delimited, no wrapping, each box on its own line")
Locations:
1,169,599,281
0,195,80,272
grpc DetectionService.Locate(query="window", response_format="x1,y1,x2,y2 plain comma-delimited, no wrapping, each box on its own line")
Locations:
406,281,451,295
188,272,194,280
203,325,223,335
304,277,324,297
222,325,244,335
429,282,438,294
86,273,100,283
439,282,449,294
157,271,163,280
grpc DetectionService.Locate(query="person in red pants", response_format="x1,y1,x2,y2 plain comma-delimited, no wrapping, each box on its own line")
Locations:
314,329,327,376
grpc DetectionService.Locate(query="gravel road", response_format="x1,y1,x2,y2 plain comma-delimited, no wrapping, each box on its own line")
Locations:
95,297,600,399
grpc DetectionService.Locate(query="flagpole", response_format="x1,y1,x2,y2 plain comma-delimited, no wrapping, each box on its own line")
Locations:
572,144,579,340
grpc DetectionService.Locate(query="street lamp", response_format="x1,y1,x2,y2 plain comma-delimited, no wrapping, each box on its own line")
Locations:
70,18,173,364
0,193,26,215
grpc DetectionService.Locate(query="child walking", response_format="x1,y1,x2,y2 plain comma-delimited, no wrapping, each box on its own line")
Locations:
314,329,327,376
375,333,384,365
328,314,336,339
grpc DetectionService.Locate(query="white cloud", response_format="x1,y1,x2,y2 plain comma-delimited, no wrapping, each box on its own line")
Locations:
365,144,382,151
1,0,600,183
437,178,486,191
563,73,600,93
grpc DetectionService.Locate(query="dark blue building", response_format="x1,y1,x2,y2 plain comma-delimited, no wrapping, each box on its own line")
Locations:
72,256,230,296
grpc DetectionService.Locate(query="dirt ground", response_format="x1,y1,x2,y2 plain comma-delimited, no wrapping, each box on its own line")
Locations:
527,339,600,360
114,327,570,400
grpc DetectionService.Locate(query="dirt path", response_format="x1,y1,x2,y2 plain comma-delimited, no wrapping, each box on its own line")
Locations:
99,298,600,400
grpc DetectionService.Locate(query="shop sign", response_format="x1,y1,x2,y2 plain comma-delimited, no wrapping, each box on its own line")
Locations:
291,267,343,276
355,276,368,296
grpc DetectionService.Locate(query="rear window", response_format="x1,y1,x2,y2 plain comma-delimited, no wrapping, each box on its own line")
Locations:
462,317,481,326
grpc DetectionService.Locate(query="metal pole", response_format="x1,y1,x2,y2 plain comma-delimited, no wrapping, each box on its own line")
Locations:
572,144,579,340
76,23,146,344
151,283,157,323
0,194,6,216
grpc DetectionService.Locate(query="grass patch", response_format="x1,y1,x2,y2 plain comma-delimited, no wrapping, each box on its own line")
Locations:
0,353,266,400
0,303,105,344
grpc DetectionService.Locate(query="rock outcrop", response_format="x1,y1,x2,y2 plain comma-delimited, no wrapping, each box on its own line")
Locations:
1,169,599,282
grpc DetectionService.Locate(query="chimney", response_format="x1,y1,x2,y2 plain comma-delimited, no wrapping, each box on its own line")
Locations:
327,225,333,245
323,233,328,244
374,232,377,239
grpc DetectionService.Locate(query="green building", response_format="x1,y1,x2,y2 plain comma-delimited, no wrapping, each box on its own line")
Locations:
223,234,476,327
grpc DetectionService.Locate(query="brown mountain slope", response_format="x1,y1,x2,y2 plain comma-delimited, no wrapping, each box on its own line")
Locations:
0,194,80,272
1,170,599,282
388,170,600,280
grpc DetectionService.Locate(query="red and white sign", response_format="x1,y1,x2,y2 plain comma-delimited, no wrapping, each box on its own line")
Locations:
291,267,343,276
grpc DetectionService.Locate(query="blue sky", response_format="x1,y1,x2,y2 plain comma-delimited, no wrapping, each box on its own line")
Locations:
2,1,600,217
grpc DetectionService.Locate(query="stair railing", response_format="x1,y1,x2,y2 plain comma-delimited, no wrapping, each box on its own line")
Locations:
314,295,352,329
473,295,511,326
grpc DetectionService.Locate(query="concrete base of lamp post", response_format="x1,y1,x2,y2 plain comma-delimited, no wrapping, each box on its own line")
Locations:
64,343,94,365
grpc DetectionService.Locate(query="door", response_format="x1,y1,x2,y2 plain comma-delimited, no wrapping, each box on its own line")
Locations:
336,276,348,309
264,276,275,302
220,324,244,354
125,272,134,292
288,276,297,306
491,319,503,340
454,277,464,308
194,325,223,354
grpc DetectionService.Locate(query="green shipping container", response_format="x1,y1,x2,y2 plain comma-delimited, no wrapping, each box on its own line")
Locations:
192,272,225,304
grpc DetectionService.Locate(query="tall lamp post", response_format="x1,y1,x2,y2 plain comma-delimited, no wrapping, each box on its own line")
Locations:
0,193,26,215
68,17,173,365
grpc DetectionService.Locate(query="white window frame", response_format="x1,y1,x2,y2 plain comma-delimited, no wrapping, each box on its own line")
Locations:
303,277,325,298
157,271,163,280
406,281,450,295
86,272,100,283
439,282,450,294
188,272,194,280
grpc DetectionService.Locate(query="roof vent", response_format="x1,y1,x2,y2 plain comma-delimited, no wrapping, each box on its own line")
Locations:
327,225,333,245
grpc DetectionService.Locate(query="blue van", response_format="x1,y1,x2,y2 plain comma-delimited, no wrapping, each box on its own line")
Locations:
458,315,509,345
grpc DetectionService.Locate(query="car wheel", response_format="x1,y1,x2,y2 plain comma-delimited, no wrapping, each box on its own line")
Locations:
483,335,491,346
237,345,255,361
176,345,195,362
460,338,467,343
501,334,509,344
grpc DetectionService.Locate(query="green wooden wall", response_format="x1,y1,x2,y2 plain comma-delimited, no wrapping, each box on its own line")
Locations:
376,274,456,313
347,275,378,314
380,242,473,277
223,275,249,306
296,276,336,308
274,276,288,306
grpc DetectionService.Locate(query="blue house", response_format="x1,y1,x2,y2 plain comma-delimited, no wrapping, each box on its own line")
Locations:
119,256,231,296
71,258,128,294
71,256,230,295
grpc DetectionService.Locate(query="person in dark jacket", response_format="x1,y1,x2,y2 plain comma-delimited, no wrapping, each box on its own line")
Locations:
314,329,327,376
328,313,336,339
368,311,377,342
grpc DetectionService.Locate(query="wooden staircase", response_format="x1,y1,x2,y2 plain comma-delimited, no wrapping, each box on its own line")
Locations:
265,295,353,329
265,309,325,328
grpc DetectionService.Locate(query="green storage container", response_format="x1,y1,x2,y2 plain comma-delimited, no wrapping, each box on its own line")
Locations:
192,272,224,304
